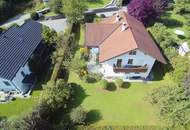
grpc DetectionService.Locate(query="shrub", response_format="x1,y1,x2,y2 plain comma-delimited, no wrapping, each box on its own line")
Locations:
80,47,89,60
84,13,96,23
87,73,103,83
115,78,124,88
79,69,88,79
70,106,87,125
31,12,39,20
101,79,109,90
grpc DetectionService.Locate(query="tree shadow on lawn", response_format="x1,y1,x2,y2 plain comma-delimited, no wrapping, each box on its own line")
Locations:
86,109,102,124
69,83,89,108
159,18,183,28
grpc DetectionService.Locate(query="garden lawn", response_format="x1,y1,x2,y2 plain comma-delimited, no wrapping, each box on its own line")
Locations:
86,0,111,9
69,72,166,126
159,11,190,44
0,90,41,118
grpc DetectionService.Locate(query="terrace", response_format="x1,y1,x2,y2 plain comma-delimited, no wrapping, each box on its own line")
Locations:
113,64,148,73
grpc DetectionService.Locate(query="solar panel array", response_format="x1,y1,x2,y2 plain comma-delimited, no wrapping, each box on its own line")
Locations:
0,20,42,80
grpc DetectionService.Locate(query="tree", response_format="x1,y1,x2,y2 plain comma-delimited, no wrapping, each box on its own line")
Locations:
170,56,190,84
174,0,190,15
70,106,87,124
128,0,169,25
63,0,87,23
148,85,190,128
31,12,39,20
49,0,63,13
42,80,72,111
69,56,86,72
42,25,57,45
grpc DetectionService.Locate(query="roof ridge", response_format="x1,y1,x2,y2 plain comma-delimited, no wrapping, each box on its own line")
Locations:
98,23,121,46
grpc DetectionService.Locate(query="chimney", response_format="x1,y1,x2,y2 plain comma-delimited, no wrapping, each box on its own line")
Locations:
115,13,120,22
121,22,128,32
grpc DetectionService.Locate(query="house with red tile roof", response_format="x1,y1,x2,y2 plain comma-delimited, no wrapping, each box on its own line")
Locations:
85,11,166,80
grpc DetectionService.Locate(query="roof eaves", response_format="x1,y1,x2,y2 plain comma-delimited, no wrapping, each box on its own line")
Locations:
99,47,138,63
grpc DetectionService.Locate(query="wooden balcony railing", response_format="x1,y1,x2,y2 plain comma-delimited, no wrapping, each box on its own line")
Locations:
113,64,148,73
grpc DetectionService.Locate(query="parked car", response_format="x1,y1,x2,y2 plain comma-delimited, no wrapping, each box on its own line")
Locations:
36,7,50,15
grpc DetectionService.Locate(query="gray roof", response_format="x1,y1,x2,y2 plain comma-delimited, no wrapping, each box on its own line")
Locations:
0,20,42,80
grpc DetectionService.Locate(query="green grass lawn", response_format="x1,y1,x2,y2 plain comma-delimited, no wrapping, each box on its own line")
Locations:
160,11,190,44
69,72,167,126
0,66,51,118
0,90,41,118
86,0,111,9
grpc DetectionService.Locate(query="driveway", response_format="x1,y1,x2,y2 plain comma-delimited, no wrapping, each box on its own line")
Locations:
1,13,68,33
39,18,67,33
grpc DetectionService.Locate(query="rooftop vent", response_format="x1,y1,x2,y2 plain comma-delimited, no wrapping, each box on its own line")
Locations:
121,22,128,32
115,13,121,22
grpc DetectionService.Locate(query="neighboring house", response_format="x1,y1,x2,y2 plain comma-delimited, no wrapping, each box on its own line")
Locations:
85,11,166,81
0,20,44,94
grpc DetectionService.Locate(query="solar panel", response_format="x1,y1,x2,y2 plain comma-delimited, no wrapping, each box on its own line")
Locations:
0,20,42,80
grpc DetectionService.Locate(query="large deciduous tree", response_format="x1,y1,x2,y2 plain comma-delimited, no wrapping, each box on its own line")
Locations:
63,0,87,23
148,85,190,128
128,0,168,25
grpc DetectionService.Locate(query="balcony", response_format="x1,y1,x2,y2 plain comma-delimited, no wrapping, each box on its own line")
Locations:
113,64,148,73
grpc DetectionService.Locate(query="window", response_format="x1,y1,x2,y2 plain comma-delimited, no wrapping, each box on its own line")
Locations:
116,59,122,67
128,59,133,64
3,81,11,86
129,51,136,55
21,71,26,77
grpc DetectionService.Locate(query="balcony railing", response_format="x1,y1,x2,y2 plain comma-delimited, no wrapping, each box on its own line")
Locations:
113,64,148,73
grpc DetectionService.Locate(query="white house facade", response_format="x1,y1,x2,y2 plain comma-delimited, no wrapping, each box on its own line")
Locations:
85,11,166,81
0,62,32,94
12,63,32,93
100,49,156,80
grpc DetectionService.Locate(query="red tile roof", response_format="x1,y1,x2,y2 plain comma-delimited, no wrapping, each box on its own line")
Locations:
85,23,119,47
85,11,166,64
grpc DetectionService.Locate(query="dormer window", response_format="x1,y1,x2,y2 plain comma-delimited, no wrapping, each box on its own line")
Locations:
129,51,136,55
